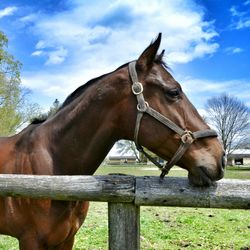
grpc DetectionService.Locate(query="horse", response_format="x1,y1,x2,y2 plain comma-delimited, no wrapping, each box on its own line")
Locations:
0,33,225,249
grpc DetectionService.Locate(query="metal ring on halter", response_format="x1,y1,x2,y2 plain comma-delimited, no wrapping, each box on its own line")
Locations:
137,102,149,112
132,82,144,95
181,130,195,144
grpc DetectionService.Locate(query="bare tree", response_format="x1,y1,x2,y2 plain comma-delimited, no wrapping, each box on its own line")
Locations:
116,140,141,162
205,93,250,155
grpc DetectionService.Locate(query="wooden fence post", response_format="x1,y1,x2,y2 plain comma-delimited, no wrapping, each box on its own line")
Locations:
108,202,140,250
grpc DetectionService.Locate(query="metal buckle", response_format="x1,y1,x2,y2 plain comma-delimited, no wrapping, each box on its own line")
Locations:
181,130,195,144
137,102,149,112
132,82,143,95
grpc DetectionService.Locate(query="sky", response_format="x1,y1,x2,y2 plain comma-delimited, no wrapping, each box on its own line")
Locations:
0,0,250,114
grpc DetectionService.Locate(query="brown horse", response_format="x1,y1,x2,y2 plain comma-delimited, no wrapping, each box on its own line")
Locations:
0,34,225,249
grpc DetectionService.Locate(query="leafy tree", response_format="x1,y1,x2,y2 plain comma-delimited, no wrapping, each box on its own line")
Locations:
0,32,21,80
0,31,40,135
205,93,250,155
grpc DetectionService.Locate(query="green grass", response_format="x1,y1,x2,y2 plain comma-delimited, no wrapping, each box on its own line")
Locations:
96,164,250,180
73,203,250,250
224,166,250,179
0,165,249,249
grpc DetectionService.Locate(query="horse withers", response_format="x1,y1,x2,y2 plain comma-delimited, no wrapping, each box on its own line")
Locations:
0,33,225,249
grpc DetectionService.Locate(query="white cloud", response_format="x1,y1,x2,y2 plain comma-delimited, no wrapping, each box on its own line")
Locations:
22,72,73,97
45,47,68,65
229,6,245,17
25,0,218,66
0,6,17,18
31,50,43,56
181,78,228,94
231,47,243,53
168,42,219,63
18,0,221,107
22,64,111,98
236,20,250,29
35,40,48,49
19,14,37,23
31,45,68,64
244,0,250,6
229,5,250,30
225,47,244,54
179,77,250,109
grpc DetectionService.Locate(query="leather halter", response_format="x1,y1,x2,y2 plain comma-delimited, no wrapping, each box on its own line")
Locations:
128,61,218,178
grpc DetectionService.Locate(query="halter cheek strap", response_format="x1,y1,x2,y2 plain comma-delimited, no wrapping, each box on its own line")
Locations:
128,61,218,178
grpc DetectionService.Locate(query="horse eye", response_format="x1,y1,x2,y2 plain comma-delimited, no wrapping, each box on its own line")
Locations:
166,89,181,99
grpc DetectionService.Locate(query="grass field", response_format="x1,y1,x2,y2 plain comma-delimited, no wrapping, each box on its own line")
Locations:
95,164,250,179
0,165,249,249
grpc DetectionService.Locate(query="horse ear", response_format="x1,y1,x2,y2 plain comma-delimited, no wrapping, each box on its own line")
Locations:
136,33,162,71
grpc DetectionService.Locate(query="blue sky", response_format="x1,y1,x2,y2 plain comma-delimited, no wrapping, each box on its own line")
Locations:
0,0,250,114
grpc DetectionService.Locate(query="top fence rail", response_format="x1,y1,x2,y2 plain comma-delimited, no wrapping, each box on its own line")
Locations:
0,174,249,209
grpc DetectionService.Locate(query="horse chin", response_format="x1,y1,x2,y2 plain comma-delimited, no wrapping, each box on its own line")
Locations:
187,166,222,187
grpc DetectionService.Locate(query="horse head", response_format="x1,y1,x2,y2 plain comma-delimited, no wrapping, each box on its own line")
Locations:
121,33,225,186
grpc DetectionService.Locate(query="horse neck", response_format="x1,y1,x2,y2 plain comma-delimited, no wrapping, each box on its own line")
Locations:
41,70,134,175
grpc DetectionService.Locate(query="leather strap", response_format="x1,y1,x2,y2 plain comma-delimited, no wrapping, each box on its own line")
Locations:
128,61,218,178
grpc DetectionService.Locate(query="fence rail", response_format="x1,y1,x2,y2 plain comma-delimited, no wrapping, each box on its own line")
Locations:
0,174,249,208
0,174,249,249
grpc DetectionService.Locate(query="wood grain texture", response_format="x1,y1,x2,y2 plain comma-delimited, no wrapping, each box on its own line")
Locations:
0,174,135,202
108,203,140,250
0,174,249,209
135,176,250,209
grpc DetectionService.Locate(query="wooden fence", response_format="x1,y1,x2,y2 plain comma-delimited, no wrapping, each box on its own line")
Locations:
0,174,250,249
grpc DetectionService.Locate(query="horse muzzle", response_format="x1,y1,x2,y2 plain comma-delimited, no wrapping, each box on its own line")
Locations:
188,153,226,186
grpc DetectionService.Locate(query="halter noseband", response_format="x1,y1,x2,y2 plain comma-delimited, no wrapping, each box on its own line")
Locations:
128,61,218,178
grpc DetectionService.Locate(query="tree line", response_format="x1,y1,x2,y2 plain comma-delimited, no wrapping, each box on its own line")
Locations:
206,93,250,155
0,31,61,135
0,31,42,135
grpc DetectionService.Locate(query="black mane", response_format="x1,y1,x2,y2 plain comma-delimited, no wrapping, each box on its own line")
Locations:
30,69,120,124
61,74,108,108
31,56,167,125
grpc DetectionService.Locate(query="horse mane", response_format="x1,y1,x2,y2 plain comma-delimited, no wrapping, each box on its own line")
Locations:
30,74,110,125
31,56,167,125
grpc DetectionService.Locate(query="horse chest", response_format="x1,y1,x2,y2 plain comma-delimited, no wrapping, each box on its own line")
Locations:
0,198,88,244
